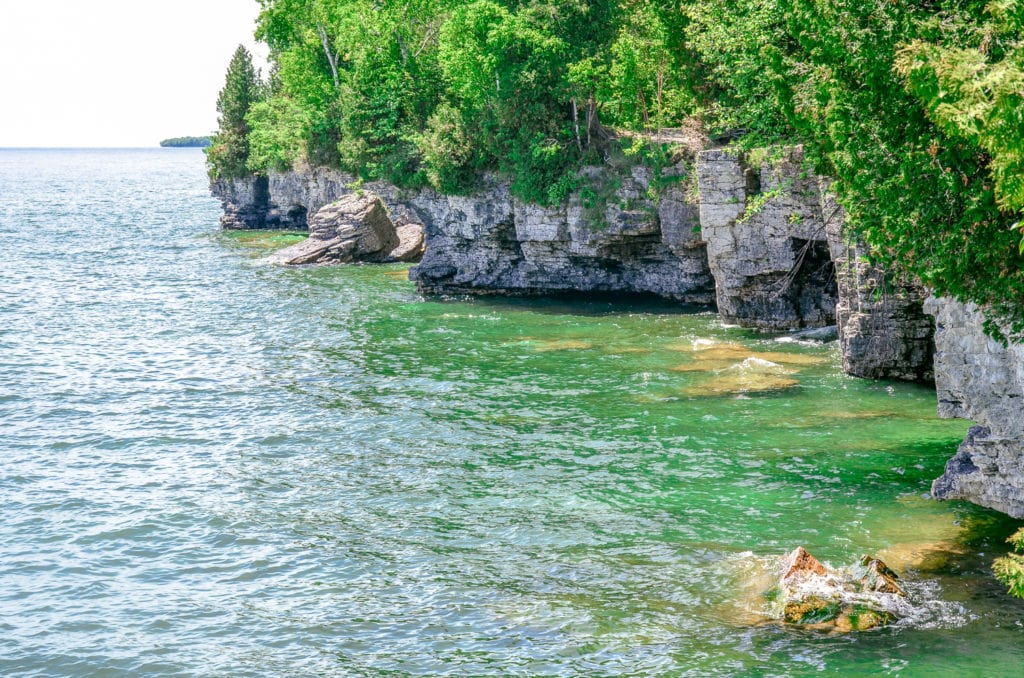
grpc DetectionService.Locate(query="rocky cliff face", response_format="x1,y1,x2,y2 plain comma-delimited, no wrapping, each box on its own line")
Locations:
211,176,270,230
820,186,935,382
213,164,718,304
927,298,1024,517
697,148,837,331
213,157,935,382
212,161,1024,518
412,165,716,303
212,158,935,380
694,149,934,381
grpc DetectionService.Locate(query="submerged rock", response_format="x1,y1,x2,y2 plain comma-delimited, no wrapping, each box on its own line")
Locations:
267,192,399,265
779,326,840,343
684,357,800,396
531,339,594,352
670,359,738,373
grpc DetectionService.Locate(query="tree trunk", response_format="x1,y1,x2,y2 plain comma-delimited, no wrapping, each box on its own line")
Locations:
572,99,583,154
317,24,341,91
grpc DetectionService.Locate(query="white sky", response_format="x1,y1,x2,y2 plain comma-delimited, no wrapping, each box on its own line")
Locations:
0,1,268,147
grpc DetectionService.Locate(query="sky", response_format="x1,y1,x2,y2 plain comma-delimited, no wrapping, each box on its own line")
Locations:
0,1,268,147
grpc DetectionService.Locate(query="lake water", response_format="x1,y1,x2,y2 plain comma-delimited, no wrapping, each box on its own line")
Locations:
2,148,1023,676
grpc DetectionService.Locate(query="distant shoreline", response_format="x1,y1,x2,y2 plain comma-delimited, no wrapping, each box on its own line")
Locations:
160,136,212,148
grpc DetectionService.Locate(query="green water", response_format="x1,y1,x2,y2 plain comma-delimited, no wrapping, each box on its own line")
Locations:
3,149,1023,676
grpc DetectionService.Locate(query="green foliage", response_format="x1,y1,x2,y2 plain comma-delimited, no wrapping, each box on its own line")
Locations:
207,46,264,179
415,103,480,193
160,136,212,148
246,97,310,172
768,0,1024,336
993,528,1024,598
605,3,690,131
684,0,791,140
896,1,1024,256
738,186,785,225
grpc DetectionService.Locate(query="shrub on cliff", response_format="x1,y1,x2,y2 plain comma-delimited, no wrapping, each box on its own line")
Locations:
207,46,264,180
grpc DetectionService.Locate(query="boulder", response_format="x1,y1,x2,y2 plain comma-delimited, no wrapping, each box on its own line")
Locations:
857,556,906,596
769,547,906,632
386,222,426,263
267,192,399,266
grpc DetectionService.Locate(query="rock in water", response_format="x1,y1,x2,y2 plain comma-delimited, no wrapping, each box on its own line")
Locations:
781,546,828,581
856,556,906,597
769,547,906,632
268,193,399,265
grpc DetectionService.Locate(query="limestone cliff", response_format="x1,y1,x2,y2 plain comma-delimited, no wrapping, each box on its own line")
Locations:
213,164,718,304
927,298,1024,518
212,156,934,382
212,160,1024,519
820,184,935,382
695,149,934,382
697,148,837,331
412,165,716,303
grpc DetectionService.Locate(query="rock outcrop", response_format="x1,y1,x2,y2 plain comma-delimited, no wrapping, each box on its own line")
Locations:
267,193,399,265
213,164,717,303
926,297,1024,517
388,222,426,263
413,166,716,302
697,148,837,330
695,149,934,382
821,185,935,382
212,157,936,383
212,176,270,230
212,157,1024,519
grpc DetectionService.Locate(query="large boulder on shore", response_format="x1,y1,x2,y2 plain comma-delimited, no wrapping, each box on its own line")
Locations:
385,221,426,263
268,192,399,265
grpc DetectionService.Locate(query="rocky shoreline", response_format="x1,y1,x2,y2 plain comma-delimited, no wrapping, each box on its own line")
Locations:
211,149,1023,519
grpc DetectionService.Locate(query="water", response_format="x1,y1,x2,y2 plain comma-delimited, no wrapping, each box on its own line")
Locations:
1,149,1023,676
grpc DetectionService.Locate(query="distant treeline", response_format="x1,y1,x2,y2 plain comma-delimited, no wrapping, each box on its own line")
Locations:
161,136,212,148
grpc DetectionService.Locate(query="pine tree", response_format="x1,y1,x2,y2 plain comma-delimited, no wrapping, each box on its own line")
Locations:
207,46,263,180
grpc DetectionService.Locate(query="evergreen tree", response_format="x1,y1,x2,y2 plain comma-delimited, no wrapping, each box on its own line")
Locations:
207,45,263,180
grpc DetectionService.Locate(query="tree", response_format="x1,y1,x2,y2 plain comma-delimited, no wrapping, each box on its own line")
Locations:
897,1,1024,251
207,45,263,180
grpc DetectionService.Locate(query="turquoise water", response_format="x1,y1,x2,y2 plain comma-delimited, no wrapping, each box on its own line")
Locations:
1,149,1023,676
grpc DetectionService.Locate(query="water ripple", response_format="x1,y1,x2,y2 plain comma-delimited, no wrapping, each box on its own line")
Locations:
1,149,1020,676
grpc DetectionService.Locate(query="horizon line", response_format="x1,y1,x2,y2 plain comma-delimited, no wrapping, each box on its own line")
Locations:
0,146,209,150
